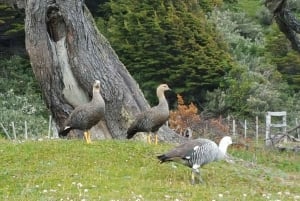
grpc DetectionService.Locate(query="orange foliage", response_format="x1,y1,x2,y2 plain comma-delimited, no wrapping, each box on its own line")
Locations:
169,94,201,137
209,116,229,133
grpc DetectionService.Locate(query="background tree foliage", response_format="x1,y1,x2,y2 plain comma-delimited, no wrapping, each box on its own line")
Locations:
0,4,25,56
96,0,235,104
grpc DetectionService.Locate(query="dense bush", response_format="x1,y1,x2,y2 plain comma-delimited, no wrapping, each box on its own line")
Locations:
0,90,48,139
0,56,49,139
205,9,293,119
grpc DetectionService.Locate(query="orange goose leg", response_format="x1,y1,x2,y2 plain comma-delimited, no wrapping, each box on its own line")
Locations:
155,134,158,145
84,131,92,144
87,130,92,144
147,135,152,144
84,131,88,143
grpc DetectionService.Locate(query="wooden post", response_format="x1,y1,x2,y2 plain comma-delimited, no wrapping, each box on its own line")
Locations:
265,113,271,146
24,121,28,140
283,114,287,143
232,119,236,136
265,111,287,146
48,115,52,138
11,122,16,140
244,119,247,139
255,116,259,144
296,118,299,139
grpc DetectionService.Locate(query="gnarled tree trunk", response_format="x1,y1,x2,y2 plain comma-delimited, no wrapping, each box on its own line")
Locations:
20,0,185,143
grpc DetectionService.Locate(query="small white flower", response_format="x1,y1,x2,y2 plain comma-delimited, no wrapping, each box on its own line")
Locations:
57,183,62,187
218,193,223,198
43,189,48,193
277,192,282,195
243,193,247,197
294,195,300,200
72,182,76,185
35,185,39,188
284,191,290,195
84,189,88,193
77,183,83,188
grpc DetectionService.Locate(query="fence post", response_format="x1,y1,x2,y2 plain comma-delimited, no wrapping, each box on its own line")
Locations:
255,116,258,144
265,114,271,146
48,115,52,138
283,114,287,143
11,122,16,140
244,119,247,139
232,119,236,136
24,121,28,140
265,111,287,146
296,118,299,139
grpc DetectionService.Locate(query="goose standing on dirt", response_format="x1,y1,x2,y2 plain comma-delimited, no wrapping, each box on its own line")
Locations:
59,80,105,144
127,84,171,144
157,136,232,184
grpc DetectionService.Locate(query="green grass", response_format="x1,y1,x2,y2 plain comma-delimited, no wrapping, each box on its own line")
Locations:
0,139,299,200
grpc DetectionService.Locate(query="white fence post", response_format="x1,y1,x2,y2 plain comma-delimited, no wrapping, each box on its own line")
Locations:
11,122,16,140
255,116,258,144
48,115,52,138
296,118,299,139
232,119,236,136
24,121,28,140
244,119,247,139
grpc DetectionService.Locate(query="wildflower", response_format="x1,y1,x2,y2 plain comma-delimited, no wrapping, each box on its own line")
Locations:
218,193,223,198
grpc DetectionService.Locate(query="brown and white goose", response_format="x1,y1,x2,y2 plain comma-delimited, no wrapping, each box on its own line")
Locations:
127,84,171,144
59,80,105,143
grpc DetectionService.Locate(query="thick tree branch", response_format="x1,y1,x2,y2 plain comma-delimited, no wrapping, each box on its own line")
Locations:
265,0,300,52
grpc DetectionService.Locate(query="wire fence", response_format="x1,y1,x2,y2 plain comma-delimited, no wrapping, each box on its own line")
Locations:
1,114,300,144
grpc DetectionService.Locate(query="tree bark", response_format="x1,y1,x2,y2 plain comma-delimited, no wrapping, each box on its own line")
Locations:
21,0,185,143
265,0,300,52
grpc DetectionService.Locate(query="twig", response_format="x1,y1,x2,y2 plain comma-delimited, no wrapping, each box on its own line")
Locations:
0,123,11,140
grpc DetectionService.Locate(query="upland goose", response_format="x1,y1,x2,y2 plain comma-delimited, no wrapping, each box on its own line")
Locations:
127,84,171,144
59,80,105,143
157,136,232,184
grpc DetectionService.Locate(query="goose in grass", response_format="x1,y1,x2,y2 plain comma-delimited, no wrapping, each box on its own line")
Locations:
127,84,171,144
157,136,232,184
59,80,105,143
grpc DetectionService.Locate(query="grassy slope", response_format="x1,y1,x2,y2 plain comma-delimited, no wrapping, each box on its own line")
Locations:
0,139,299,201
